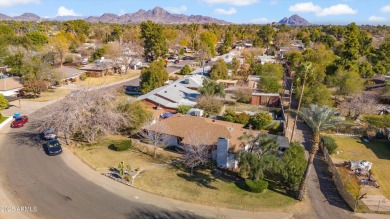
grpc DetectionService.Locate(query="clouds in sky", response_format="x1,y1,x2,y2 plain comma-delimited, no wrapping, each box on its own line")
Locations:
57,6,79,16
202,0,257,6
250,17,271,24
380,5,390,13
368,16,387,23
165,6,187,14
215,7,237,15
0,0,39,7
289,2,357,17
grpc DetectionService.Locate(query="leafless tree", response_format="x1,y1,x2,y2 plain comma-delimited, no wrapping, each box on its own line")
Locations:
139,122,171,158
339,94,381,118
33,89,127,144
182,144,212,175
105,41,143,74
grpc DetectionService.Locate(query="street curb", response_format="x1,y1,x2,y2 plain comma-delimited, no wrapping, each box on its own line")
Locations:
0,117,13,129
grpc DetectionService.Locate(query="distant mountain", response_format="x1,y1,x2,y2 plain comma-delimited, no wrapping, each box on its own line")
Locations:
85,7,229,24
0,7,229,24
279,14,310,26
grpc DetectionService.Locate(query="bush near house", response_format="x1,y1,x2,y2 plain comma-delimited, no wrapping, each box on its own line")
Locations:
322,136,338,154
221,110,250,125
249,112,273,130
177,105,192,114
79,73,88,81
245,179,268,193
110,139,133,151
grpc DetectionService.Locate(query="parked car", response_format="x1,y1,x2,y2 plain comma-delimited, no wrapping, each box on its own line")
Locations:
43,128,57,140
11,116,28,128
44,139,62,156
124,85,143,96
174,59,180,64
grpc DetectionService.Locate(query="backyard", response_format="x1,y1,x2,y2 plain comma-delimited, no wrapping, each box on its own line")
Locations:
331,136,390,199
73,135,298,212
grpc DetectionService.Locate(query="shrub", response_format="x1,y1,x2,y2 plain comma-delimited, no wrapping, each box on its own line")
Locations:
233,89,252,103
249,112,273,130
65,56,73,64
179,65,192,75
111,139,132,151
245,179,268,193
177,105,192,114
79,73,88,81
0,113,3,120
222,109,236,122
0,94,9,110
235,112,250,125
322,136,338,154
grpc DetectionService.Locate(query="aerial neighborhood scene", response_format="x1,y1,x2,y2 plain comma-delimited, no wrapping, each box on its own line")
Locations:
1,0,390,218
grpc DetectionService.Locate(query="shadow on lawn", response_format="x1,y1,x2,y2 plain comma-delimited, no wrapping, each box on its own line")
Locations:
358,138,390,160
177,172,218,190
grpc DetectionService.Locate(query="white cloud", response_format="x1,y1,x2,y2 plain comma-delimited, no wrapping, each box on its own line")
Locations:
0,0,39,7
56,6,79,17
250,17,271,24
289,2,357,17
165,6,188,14
289,2,321,13
380,5,390,13
119,10,126,16
317,4,357,16
368,16,387,22
202,0,257,6
214,7,237,15
269,0,278,5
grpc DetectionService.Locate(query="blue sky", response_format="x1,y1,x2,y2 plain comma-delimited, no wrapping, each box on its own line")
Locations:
0,0,389,25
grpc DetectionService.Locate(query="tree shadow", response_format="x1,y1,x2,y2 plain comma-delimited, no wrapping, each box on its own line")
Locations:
127,207,203,219
177,171,218,190
8,130,43,149
358,138,390,160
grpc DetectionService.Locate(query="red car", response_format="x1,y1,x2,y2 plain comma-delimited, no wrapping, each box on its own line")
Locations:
11,116,28,128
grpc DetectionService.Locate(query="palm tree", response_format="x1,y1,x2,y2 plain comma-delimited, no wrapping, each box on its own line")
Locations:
296,104,345,201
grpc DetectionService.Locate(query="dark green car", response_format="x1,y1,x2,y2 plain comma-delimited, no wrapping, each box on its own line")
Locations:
44,139,62,156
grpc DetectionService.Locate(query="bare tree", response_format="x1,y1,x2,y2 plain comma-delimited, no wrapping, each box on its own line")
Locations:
139,123,170,158
339,94,381,118
105,41,143,74
34,89,127,144
182,144,212,175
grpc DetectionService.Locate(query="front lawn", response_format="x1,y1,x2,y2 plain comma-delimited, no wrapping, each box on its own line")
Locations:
73,135,297,212
77,71,140,87
26,88,72,102
331,136,390,199
0,116,8,124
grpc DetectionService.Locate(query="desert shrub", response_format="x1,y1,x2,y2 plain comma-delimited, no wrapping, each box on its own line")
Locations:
65,56,73,64
322,136,338,154
179,65,192,75
235,112,250,125
245,179,268,193
233,89,252,103
222,109,236,122
177,105,192,114
111,139,132,151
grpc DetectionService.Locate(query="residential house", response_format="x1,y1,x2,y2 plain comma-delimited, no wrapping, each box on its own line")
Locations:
136,83,200,112
79,59,115,77
176,74,205,90
216,79,238,88
251,92,281,107
144,114,289,169
0,77,23,97
257,55,276,65
57,67,86,83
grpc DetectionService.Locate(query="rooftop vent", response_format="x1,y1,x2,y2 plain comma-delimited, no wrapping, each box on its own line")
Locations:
228,127,234,131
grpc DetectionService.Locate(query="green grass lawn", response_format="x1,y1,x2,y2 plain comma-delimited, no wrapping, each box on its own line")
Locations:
74,135,297,212
331,136,390,198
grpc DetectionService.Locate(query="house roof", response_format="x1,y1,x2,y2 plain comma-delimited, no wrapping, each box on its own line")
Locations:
252,92,280,97
57,67,86,80
175,74,205,89
146,114,260,153
137,83,200,109
0,77,23,91
79,62,113,71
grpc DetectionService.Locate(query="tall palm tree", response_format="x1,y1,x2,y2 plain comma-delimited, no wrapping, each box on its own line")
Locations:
296,104,345,201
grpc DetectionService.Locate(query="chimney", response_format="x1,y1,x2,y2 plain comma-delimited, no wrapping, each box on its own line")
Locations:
216,137,229,169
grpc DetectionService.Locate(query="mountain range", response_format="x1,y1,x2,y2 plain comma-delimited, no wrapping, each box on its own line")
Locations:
278,14,311,26
0,7,229,25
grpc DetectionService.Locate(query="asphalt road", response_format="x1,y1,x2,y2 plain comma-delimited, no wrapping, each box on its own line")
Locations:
0,114,202,219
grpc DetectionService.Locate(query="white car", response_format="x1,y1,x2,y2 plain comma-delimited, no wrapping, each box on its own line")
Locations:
43,128,57,140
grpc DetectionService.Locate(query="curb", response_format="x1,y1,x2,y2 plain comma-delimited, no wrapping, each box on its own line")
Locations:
0,117,13,129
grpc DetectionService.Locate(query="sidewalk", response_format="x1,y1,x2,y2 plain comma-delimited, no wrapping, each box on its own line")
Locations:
61,148,292,219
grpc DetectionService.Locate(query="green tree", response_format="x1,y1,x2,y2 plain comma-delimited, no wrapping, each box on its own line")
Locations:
233,89,252,103
64,20,90,36
231,57,240,76
222,109,237,122
198,79,225,98
140,59,169,93
179,65,192,75
50,32,70,67
258,76,281,93
282,142,306,191
0,94,9,110
295,83,333,107
297,105,345,200
188,23,200,52
118,101,153,134
359,61,374,78
210,59,228,80
341,23,360,61
249,112,273,130
92,47,106,61
26,31,48,47
196,96,223,115
319,35,335,49
358,30,372,57
338,70,364,96
261,63,284,79
140,21,167,61
200,31,217,57
177,105,192,114
257,24,275,48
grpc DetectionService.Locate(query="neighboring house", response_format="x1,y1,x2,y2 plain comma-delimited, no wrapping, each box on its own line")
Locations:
251,92,281,107
0,77,23,97
136,83,200,112
216,79,238,88
57,67,86,83
144,114,289,169
257,55,276,64
175,74,205,90
79,61,115,77
290,40,304,48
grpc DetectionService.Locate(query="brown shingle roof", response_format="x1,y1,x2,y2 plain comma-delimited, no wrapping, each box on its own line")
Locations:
0,77,23,91
146,114,260,153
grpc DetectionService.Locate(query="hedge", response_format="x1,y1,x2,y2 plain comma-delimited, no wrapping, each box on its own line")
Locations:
322,136,338,155
245,179,268,193
111,139,132,151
